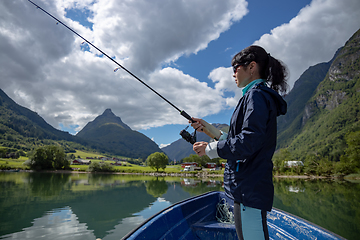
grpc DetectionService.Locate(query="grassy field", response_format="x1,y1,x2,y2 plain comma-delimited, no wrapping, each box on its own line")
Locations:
0,158,29,169
71,150,108,159
0,157,191,174
0,147,208,174
70,158,184,173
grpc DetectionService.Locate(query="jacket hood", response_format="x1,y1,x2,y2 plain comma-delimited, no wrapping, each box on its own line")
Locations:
256,83,287,116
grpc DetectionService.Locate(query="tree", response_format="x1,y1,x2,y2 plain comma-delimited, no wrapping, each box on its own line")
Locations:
29,145,70,171
181,154,221,168
344,131,360,169
146,152,168,172
88,162,114,172
272,148,293,173
335,130,360,175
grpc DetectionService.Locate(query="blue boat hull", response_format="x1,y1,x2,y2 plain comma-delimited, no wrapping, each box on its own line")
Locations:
122,191,344,240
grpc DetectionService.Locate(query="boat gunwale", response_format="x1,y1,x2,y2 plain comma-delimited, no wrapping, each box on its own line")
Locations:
120,191,218,239
121,191,346,240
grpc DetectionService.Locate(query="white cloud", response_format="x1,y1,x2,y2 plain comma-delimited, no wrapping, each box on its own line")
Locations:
208,66,243,107
159,143,170,149
88,0,248,74
253,0,360,89
0,0,248,132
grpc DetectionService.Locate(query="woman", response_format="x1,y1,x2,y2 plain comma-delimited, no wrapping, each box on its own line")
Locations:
191,45,288,240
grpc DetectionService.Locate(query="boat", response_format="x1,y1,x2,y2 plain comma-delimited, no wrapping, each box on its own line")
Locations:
121,191,345,240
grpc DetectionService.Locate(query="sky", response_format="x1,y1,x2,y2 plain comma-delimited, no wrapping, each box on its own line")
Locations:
1,0,360,148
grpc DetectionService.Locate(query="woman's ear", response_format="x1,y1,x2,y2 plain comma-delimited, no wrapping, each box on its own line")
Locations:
249,61,257,75
249,61,256,70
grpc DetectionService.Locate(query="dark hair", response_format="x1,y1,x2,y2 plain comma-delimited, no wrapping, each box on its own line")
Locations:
231,45,288,94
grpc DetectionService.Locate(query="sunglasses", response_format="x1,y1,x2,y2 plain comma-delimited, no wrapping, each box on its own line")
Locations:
233,64,242,74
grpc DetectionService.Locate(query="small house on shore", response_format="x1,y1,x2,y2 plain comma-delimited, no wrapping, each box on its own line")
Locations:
205,163,217,169
111,162,122,166
284,161,304,168
72,159,91,165
181,162,199,168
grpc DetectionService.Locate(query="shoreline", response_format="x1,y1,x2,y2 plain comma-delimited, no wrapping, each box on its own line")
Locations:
2,169,359,180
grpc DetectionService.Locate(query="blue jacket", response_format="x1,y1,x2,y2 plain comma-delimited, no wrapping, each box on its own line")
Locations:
217,82,287,211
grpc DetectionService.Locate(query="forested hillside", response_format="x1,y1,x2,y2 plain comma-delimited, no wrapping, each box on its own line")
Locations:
276,49,339,148
0,88,90,155
273,29,360,175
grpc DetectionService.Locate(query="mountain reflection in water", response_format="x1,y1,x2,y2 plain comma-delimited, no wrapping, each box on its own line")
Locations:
0,172,358,240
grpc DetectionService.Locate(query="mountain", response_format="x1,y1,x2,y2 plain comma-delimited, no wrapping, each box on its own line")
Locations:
0,90,161,159
277,28,360,161
276,48,341,148
77,109,132,135
0,89,75,142
162,123,228,161
0,89,88,153
76,109,163,159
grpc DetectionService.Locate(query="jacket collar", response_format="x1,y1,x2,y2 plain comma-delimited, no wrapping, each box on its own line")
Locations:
242,79,265,96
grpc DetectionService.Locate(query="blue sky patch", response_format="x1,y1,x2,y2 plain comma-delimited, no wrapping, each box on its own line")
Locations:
65,8,93,30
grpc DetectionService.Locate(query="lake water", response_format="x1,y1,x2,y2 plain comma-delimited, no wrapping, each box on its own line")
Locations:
0,172,359,240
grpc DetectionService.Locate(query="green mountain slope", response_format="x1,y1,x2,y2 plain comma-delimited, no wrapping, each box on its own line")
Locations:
276,50,339,148
280,28,360,161
76,109,163,159
0,89,74,141
0,89,89,152
77,109,131,137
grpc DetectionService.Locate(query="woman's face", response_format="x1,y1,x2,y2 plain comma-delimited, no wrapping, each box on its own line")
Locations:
233,64,251,88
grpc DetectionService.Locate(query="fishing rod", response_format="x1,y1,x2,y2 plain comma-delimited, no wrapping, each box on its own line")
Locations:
27,0,221,143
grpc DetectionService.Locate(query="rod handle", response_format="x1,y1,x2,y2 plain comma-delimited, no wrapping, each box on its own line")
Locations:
180,110,195,123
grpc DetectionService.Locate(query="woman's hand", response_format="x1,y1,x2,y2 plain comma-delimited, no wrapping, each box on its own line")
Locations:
190,117,222,140
193,141,208,156
190,117,204,132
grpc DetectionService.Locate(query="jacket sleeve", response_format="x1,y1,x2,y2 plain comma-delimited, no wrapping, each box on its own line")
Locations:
204,131,228,159
217,90,269,162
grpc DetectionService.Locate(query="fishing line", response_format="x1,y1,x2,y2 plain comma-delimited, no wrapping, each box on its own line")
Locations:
27,0,195,123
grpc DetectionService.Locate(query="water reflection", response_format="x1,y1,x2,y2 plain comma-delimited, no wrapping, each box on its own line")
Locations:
273,178,360,240
104,197,172,240
0,172,358,240
145,178,168,197
1,207,96,240
0,172,218,240
29,173,71,197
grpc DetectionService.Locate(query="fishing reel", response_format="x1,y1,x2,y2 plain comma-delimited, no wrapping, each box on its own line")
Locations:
180,126,197,145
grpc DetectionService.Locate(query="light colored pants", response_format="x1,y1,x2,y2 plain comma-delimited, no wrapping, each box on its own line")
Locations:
234,202,269,240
